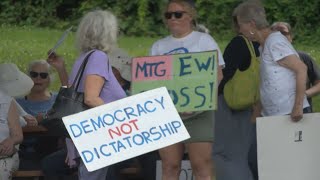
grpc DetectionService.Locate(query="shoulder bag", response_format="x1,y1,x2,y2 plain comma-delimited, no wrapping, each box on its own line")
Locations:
40,50,95,137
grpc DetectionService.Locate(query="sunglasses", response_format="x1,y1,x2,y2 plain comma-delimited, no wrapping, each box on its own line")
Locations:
30,71,49,79
164,11,186,19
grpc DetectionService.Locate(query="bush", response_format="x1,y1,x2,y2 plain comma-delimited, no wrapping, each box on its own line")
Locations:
0,0,319,43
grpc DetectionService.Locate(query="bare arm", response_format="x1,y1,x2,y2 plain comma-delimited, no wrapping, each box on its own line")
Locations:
84,75,105,108
306,80,320,98
0,100,23,156
277,54,307,121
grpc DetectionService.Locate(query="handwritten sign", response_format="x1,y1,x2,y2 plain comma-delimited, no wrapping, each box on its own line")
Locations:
62,87,190,172
156,160,195,180
131,51,218,112
257,113,320,180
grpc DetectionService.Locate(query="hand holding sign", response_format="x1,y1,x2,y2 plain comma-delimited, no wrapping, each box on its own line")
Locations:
63,87,190,172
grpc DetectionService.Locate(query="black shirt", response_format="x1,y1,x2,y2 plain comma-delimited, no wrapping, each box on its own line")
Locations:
218,35,260,94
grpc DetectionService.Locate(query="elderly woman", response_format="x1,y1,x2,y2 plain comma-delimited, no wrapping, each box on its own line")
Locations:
213,13,261,180
233,1,310,120
233,2,310,179
52,10,126,180
150,0,225,179
15,60,67,171
16,60,58,122
0,63,33,180
271,21,320,112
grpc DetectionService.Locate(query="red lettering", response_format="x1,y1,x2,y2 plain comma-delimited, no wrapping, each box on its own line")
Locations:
108,119,140,139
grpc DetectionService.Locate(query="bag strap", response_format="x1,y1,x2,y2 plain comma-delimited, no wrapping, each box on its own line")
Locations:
240,35,260,103
241,35,257,58
71,50,96,91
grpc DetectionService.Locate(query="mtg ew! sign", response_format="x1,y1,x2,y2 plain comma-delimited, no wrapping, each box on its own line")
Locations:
62,87,190,172
257,113,320,180
131,51,218,112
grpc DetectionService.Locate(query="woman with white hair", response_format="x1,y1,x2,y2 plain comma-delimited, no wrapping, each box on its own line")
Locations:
16,60,60,122
233,1,310,179
0,63,32,180
15,59,67,172
48,10,126,179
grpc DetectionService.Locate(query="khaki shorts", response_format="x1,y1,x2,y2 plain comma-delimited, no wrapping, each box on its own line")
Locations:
183,110,215,143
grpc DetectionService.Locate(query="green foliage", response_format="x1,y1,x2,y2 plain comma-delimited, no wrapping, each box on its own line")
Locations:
0,0,320,43
263,0,320,44
0,0,66,28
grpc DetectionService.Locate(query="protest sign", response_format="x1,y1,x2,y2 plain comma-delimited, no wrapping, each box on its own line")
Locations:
156,160,195,180
257,113,320,180
62,87,190,172
131,51,218,112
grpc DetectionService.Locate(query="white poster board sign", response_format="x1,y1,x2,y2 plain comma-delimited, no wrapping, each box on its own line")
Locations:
257,113,320,180
63,87,190,172
156,160,195,180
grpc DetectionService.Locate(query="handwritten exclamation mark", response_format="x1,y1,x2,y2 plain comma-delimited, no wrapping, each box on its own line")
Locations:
209,82,214,108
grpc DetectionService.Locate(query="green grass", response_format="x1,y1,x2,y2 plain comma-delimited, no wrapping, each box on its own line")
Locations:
1,25,320,111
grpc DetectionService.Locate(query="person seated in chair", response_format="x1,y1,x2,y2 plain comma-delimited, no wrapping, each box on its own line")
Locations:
0,63,33,180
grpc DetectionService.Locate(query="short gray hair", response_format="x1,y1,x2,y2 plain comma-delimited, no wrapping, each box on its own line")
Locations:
76,10,118,54
233,1,269,30
28,60,51,73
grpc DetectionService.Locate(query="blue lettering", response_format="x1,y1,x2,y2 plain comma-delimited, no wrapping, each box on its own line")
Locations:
144,101,156,112
90,116,105,131
93,147,100,159
180,87,190,107
194,86,206,108
81,150,94,163
150,127,162,141
168,122,175,134
195,57,212,72
141,131,152,144
209,82,214,107
123,136,133,148
132,134,144,145
154,96,165,109
80,120,93,134
168,90,178,105
114,110,125,122
100,144,111,157
70,124,82,138
159,124,172,137
103,114,115,126
179,56,192,76
117,140,126,152
135,62,166,78
154,62,166,77
136,104,147,116
171,121,182,133
109,142,118,152
124,107,138,120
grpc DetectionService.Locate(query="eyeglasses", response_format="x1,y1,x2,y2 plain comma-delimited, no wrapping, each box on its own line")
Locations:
29,71,49,79
164,11,187,19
